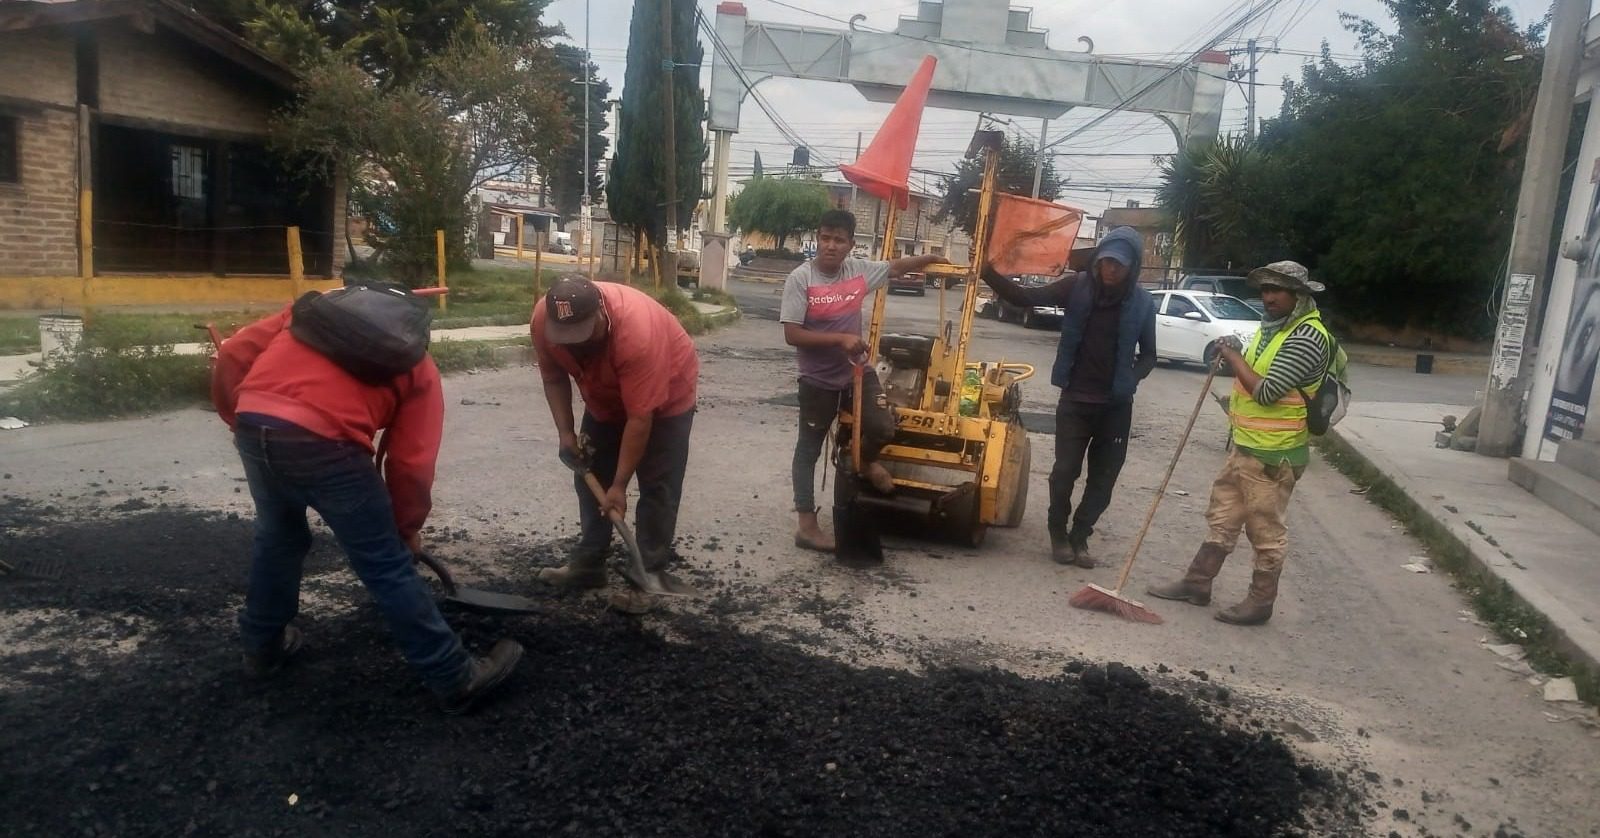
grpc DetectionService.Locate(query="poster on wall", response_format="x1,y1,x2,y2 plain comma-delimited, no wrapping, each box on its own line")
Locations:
1544,175,1600,444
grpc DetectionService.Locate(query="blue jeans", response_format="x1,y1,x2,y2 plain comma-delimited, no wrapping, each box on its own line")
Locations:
234,422,471,695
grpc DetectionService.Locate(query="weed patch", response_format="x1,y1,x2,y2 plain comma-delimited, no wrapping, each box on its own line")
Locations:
0,326,209,421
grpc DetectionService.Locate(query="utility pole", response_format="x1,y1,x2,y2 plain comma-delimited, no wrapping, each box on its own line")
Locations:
1245,38,1258,140
851,132,862,209
659,0,679,285
1032,117,1049,198
1478,0,1589,457
580,0,592,273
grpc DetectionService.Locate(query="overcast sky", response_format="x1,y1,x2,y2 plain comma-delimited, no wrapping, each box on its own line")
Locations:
541,0,1544,214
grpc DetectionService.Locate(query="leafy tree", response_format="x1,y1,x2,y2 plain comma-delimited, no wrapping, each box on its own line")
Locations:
1260,0,1540,336
933,134,1061,236
727,178,832,250
547,44,612,224
605,0,708,254
1157,135,1284,270
270,27,570,279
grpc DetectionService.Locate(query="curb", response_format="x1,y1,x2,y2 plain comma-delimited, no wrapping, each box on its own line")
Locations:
1344,349,1488,376
1322,428,1600,685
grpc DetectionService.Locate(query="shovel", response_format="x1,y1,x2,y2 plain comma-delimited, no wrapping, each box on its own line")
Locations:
413,551,544,616
572,469,697,597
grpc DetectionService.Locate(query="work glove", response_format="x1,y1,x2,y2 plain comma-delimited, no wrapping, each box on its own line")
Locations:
558,432,593,472
1212,335,1244,355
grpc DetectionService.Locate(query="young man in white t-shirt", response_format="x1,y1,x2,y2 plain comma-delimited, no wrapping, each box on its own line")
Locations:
778,209,943,552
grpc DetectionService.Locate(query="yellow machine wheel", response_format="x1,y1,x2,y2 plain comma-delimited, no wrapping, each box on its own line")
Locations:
1001,437,1030,528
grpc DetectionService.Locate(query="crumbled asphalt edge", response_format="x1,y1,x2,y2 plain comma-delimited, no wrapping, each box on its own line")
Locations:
0,498,1387,836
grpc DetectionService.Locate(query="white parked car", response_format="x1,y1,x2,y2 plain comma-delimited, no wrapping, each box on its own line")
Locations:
1151,290,1262,367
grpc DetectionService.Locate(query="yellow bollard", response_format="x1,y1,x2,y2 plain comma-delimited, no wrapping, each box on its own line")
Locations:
435,229,447,311
286,226,304,300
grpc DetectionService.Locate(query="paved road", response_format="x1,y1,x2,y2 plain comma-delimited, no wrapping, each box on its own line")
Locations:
2,284,1593,836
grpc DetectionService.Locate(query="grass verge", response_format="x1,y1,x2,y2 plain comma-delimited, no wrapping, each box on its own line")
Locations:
1314,433,1599,705
0,327,211,421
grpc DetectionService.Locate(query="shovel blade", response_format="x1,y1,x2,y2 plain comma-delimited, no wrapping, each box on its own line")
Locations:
442,586,544,615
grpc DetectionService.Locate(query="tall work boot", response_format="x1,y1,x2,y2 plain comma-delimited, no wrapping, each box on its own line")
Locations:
534,549,607,589
1145,543,1227,606
1215,567,1280,626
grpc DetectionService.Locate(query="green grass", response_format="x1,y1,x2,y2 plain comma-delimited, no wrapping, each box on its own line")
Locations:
0,325,211,421
1313,433,1599,706
429,336,529,374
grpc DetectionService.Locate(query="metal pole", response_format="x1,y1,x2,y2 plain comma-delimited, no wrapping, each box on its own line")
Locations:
581,0,592,274
1245,38,1258,141
1032,117,1049,198
660,0,679,286
1478,0,1588,457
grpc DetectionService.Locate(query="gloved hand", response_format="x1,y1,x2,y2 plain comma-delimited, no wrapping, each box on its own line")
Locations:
558,432,591,472
1212,335,1244,355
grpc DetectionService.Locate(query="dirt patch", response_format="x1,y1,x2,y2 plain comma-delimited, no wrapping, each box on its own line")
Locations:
2,500,1364,836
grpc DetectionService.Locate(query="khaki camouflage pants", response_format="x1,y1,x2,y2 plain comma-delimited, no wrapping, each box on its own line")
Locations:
1203,448,1301,573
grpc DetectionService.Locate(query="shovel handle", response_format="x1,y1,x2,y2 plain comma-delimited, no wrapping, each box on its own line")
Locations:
580,471,626,524
413,551,459,596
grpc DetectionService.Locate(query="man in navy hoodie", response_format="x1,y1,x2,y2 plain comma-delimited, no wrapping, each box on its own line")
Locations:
980,227,1157,567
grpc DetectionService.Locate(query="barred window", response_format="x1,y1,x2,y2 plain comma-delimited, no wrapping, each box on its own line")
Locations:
0,115,19,184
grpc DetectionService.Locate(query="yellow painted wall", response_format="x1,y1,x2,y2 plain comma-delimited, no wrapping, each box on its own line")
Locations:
0,276,342,311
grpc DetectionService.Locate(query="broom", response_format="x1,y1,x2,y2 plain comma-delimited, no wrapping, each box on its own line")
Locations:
1068,361,1221,624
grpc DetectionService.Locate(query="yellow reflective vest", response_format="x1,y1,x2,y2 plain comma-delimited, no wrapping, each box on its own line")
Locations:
1229,310,1331,452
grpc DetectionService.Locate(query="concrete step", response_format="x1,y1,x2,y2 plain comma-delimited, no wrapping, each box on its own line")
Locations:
1555,438,1600,484
1509,458,1600,538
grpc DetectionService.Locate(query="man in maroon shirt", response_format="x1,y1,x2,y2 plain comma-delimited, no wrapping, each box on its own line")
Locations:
532,277,700,595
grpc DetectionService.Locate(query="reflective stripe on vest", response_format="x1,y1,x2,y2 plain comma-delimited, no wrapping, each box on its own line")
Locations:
1228,311,1330,451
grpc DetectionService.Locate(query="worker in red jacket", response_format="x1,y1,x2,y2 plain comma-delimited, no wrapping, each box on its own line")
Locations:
532,277,699,607
212,302,520,714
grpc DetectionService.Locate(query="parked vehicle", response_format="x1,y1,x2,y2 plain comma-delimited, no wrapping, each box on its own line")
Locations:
890,272,927,296
1151,290,1261,367
986,276,1063,329
1178,273,1262,314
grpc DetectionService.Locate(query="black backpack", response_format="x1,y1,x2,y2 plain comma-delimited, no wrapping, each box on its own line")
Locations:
289,284,433,384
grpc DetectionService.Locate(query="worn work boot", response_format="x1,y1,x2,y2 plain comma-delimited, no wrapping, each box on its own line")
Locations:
534,551,607,589
1050,536,1077,566
439,639,524,715
1146,543,1228,606
862,461,897,495
243,625,304,679
1067,531,1097,569
794,509,836,553
1215,568,1280,626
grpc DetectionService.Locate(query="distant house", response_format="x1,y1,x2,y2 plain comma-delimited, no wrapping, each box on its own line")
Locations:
0,0,344,308
1098,205,1173,286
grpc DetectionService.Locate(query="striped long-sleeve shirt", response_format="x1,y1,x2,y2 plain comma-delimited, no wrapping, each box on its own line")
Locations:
1253,323,1328,405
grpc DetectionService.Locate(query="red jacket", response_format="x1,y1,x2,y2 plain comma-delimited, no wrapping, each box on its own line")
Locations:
210,307,444,540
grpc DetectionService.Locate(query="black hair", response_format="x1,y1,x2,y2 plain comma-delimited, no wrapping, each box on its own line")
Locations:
818,209,856,237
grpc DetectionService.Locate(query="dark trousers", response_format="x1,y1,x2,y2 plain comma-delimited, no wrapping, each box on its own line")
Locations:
792,372,895,512
1048,396,1134,545
574,409,695,570
234,423,470,696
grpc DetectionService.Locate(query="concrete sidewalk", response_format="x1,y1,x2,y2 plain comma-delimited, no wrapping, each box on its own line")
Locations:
1331,399,1600,677
0,301,736,386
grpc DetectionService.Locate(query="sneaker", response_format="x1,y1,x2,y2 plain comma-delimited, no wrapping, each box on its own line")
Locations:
439,639,524,716
242,625,304,679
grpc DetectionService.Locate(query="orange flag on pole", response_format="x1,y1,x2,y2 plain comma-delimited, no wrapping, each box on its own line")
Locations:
838,55,936,210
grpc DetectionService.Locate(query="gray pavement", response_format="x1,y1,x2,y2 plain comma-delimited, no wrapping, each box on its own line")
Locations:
3,286,1599,835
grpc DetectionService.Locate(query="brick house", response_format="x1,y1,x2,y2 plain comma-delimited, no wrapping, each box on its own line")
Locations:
0,0,344,308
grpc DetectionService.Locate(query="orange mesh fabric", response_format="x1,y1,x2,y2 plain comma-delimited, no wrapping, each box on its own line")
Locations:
987,195,1085,277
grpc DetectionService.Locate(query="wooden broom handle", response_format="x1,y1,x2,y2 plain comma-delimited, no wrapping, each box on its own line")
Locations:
850,361,865,474
1112,362,1220,594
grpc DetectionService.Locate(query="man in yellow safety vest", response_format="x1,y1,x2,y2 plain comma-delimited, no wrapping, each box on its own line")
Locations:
1147,261,1334,625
